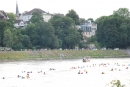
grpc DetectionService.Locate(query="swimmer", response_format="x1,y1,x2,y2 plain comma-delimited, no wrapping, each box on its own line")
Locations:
102,72,105,74
44,72,46,75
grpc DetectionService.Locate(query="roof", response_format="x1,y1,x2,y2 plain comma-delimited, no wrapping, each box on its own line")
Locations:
0,10,9,20
22,8,47,15
53,13,64,17
25,21,30,24
43,12,53,16
14,20,23,23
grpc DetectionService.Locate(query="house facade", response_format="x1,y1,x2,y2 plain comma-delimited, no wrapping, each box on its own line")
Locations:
43,13,53,22
18,8,52,22
18,11,32,22
80,20,97,38
14,20,27,28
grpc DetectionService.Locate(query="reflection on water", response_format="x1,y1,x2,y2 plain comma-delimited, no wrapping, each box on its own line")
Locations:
0,58,130,87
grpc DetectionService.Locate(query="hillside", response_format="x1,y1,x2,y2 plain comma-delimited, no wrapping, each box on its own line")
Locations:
0,50,129,61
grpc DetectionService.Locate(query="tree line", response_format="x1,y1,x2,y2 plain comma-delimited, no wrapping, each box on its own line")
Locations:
0,10,84,50
1,8,130,50
96,8,130,49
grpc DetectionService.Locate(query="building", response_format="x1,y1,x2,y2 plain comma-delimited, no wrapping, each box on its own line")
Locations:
43,12,53,22
19,8,53,22
14,2,53,28
14,1,27,28
80,20,97,38
0,10,9,20
19,8,46,22
13,20,27,28
15,1,20,19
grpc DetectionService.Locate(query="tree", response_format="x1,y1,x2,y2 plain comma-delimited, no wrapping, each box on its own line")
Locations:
50,15,82,49
95,16,108,46
12,42,23,51
37,22,59,49
126,20,130,46
66,9,80,25
64,28,81,49
79,18,86,24
87,36,97,43
3,29,13,47
12,29,23,50
21,35,32,48
62,16,75,29
30,12,44,23
113,8,130,19
118,23,128,48
0,21,12,46
87,18,94,22
25,23,38,46
95,14,130,48
7,13,16,23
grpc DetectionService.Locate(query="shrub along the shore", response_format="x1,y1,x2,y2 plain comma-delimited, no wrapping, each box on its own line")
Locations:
0,50,129,61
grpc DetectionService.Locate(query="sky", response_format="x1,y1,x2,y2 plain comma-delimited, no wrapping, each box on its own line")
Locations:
0,0,130,20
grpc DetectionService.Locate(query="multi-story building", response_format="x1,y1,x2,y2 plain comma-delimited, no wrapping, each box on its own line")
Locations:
80,20,97,38
18,8,53,22
14,2,53,28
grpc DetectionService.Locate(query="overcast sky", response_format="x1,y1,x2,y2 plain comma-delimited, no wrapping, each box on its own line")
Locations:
0,0,130,20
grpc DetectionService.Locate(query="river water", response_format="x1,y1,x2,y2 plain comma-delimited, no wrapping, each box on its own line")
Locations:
0,58,130,87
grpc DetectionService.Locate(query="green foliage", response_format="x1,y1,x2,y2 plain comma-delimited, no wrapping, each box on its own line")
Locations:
3,29,13,47
87,18,94,22
30,12,43,23
0,20,13,46
87,36,97,43
79,42,88,48
50,14,82,49
0,50,129,60
12,42,23,51
113,8,130,19
37,22,59,49
2,7,130,50
79,18,86,24
25,23,38,46
12,29,23,48
96,11,130,48
21,35,32,48
7,13,16,23
108,80,125,87
66,9,80,25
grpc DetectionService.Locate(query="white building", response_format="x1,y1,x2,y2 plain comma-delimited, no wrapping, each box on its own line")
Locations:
18,8,53,22
43,13,53,22
80,20,97,38
13,20,27,28
14,7,53,28
18,11,32,22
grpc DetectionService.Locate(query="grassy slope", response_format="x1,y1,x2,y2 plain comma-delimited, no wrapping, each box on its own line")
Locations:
0,50,129,60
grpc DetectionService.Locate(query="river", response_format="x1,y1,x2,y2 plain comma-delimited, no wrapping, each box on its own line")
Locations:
0,58,130,87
